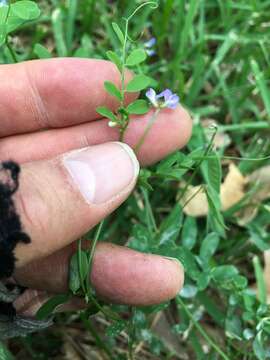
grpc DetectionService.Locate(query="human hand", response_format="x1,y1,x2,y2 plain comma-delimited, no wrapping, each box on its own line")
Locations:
0,58,192,316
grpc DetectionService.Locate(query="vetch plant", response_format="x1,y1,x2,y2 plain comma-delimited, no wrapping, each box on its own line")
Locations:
96,2,158,143
5,1,270,359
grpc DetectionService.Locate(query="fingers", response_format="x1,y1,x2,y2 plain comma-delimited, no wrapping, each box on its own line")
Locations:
15,243,184,307
0,58,136,137
13,142,139,268
0,106,192,166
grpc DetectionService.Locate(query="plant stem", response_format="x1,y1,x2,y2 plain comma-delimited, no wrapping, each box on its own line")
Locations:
134,108,160,153
178,126,217,202
176,297,230,360
118,2,158,143
141,187,157,233
78,239,87,294
86,220,104,297
80,312,115,360
182,185,205,209
128,307,136,360
88,291,121,322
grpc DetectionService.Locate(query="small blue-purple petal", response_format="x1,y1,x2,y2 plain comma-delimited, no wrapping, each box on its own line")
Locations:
146,49,156,57
144,37,156,48
146,88,158,107
156,89,173,101
165,94,180,109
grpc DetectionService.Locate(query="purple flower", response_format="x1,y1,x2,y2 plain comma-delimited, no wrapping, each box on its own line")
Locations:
146,88,180,109
144,37,156,56
144,37,156,48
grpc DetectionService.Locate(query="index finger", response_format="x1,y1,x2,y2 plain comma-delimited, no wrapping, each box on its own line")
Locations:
0,58,136,137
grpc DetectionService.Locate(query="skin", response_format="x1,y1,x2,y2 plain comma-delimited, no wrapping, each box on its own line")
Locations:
0,58,192,315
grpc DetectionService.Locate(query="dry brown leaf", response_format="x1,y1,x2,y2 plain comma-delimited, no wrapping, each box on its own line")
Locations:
221,163,247,211
181,185,208,217
238,165,270,225
181,163,246,217
248,165,270,201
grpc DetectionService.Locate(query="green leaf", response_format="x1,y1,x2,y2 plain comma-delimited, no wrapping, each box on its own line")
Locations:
0,342,14,360
126,74,152,92
129,223,152,252
96,106,117,122
0,2,40,38
199,232,220,263
52,8,68,57
106,50,122,72
106,320,127,338
212,265,238,283
33,43,52,59
127,99,149,115
138,169,153,192
112,22,125,45
0,6,8,46
253,256,267,304
176,246,200,281
36,294,70,320
225,315,242,340
182,216,197,249
206,186,226,235
126,48,147,67
158,204,182,245
11,1,40,20
206,151,222,194
104,81,122,101
253,331,267,360
69,251,88,294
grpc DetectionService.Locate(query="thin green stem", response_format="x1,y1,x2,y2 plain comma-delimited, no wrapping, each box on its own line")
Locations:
177,297,230,360
182,185,205,209
134,109,160,153
78,239,87,294
178,127,217,201
219,121,269,132
141,187,157,233
128,307,136,360
191,154,270,162
80,312,115,360
126,1,158,21
88,292,121,321
86,220,104,298
119,2,158,143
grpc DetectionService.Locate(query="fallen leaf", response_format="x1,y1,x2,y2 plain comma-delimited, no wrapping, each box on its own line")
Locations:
238,165,270,225
181,185,208,217
248,165,270,201
181,163,246,216
221,163,246,211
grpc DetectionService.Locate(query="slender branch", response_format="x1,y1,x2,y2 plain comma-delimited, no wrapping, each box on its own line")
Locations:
134,109,160,153
176,297,230,360
86,220,104,297
178,126,217,202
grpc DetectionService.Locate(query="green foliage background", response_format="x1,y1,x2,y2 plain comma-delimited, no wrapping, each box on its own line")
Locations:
1,0,270,359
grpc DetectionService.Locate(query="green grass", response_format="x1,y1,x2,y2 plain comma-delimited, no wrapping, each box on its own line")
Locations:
2,0,270,359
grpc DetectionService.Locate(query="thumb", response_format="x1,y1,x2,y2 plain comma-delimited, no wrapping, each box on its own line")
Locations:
11,142,139,269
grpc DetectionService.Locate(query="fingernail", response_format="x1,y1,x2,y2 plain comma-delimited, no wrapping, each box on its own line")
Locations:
164,256,184,270
63,142,139,204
